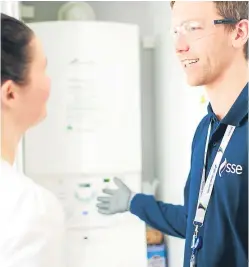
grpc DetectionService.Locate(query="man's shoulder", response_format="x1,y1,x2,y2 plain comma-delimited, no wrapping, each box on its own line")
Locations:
196,113,210,132
191,114,210,148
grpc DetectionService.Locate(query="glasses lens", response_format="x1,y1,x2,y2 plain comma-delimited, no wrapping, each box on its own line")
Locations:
171,20,216,41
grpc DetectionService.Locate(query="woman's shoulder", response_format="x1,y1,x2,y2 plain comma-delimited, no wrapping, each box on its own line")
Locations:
0,160,66,266
0,159,65,226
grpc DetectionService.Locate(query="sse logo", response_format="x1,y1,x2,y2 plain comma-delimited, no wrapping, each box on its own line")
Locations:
218,158,243,177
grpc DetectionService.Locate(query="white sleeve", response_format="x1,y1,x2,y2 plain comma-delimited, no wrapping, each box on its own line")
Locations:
0,189,66,267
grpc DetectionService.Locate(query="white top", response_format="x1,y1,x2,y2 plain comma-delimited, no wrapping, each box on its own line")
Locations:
0,159,66,267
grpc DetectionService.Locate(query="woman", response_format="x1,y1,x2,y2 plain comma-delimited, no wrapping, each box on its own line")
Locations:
0,13,65,267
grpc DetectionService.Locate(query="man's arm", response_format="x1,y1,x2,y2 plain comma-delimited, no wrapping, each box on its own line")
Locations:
97,173,191,239
129,119,202,238
129,175,190,238
96,115,203,239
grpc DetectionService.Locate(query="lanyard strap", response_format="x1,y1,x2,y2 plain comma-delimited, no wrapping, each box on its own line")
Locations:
190,123,236,267
193,123,236,226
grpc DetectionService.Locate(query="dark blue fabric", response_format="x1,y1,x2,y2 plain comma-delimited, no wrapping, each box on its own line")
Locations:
130,83,248,267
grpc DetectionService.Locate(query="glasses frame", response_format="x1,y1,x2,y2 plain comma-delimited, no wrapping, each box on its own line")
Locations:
171,18,241,42
213,18,239,25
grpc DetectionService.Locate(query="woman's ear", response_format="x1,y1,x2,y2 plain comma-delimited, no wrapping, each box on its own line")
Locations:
1,80,19,109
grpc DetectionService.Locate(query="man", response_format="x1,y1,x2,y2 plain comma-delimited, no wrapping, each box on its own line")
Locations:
96,2,248,267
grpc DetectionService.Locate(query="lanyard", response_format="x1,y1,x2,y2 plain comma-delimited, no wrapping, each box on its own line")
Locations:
190,122,236,267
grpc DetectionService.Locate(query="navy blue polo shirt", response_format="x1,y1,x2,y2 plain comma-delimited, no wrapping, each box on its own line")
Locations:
130,83,248,267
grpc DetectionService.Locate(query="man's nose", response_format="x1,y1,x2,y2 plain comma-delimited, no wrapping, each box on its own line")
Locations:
174,34,190,54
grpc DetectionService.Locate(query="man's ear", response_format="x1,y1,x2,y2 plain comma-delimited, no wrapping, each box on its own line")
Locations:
1,80,19,109
232,19,249,49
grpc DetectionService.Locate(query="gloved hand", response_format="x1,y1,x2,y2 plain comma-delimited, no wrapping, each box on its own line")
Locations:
96,177,132,215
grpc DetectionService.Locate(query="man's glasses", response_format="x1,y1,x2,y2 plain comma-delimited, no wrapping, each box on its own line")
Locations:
171,18,239,42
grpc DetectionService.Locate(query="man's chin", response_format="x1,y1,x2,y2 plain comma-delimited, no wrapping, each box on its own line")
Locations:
186,76,204,87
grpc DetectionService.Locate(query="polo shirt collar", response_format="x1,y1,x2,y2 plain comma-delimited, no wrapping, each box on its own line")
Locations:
207,82,248,126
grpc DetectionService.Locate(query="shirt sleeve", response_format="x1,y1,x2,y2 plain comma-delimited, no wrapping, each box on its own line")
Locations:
129,116,204,238
130,175,190,238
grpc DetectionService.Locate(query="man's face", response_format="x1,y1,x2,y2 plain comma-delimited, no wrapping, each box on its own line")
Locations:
171,1,235,87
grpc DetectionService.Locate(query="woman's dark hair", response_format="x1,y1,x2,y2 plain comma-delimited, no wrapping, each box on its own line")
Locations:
1,13,34,85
